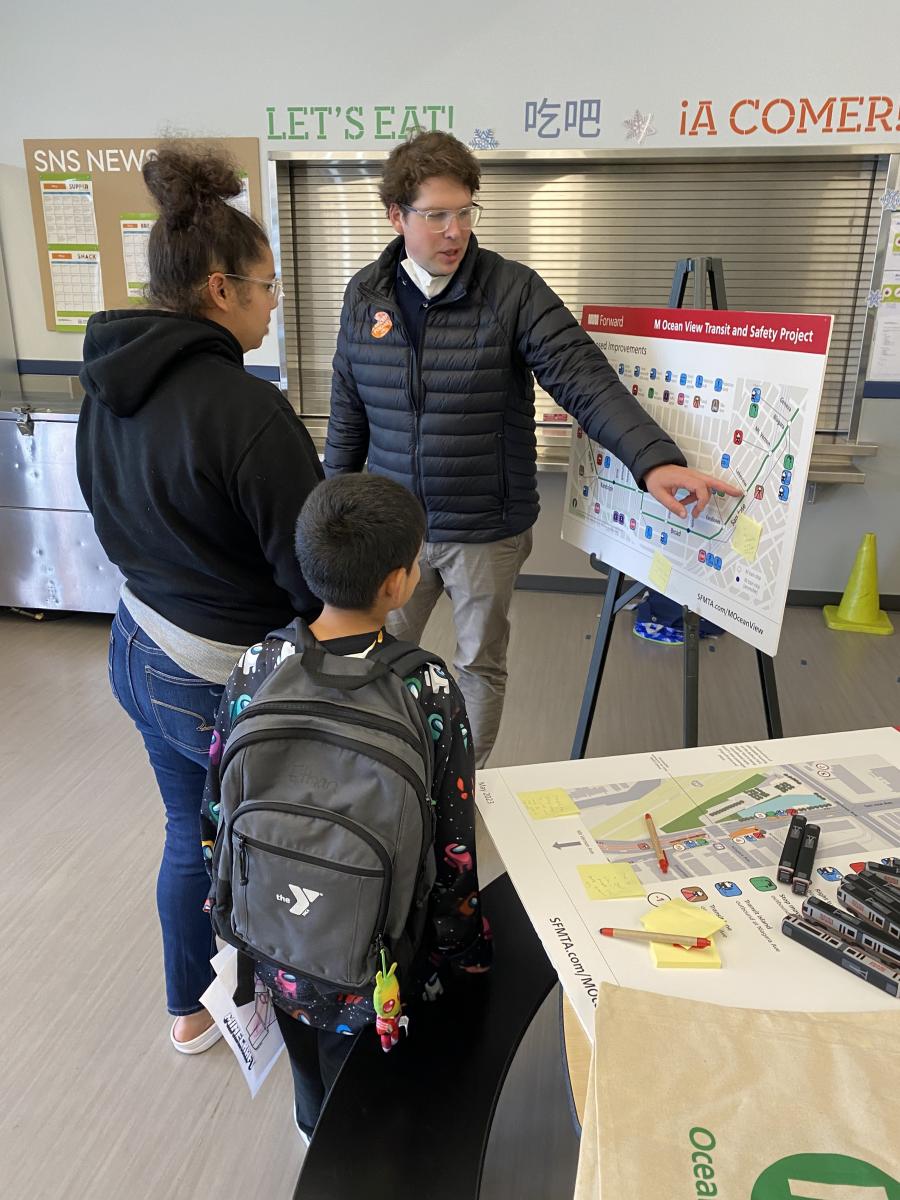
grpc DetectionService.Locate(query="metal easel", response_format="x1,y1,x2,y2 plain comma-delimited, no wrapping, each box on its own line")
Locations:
570,257,784,759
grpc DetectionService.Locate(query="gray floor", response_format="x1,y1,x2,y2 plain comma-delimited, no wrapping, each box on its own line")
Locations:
1,596,897,1199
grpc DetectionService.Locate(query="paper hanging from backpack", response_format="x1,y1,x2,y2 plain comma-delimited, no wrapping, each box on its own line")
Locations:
574,983,900,1199
200,945,284,1097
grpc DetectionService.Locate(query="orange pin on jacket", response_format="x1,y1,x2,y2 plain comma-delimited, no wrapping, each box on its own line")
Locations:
327,234,686,544
371,310,393,338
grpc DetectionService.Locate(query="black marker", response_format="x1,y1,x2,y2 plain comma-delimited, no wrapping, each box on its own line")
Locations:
782,914,900,998
776,814,807,884
791,824,820,895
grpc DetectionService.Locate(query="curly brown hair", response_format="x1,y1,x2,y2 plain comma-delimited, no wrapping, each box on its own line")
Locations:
143,141,268,314
378,131,481,211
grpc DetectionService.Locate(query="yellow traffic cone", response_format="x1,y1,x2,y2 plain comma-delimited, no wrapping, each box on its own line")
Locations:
823,532,894,635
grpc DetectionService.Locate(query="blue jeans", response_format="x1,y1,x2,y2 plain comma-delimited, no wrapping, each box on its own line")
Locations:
108,602,225,1015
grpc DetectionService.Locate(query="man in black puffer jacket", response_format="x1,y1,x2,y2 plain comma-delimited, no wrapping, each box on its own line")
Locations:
325,132,741,767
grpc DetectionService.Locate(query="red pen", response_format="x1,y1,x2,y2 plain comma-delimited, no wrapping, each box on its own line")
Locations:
645,812,669,874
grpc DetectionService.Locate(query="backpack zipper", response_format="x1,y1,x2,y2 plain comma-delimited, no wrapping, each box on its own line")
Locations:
231,698,421,752
229,801,393,873
231,802,393,938
220,728,427,815
221,730,434,941
237,831,383,878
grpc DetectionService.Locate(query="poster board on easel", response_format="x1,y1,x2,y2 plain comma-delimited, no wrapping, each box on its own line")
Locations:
23,138,262,333
564,259,832,758
561,304,832,659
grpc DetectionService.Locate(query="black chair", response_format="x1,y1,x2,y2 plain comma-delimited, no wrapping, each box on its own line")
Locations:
293,871,557,1199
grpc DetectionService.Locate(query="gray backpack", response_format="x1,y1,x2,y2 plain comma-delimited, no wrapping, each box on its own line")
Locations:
209,618,439,998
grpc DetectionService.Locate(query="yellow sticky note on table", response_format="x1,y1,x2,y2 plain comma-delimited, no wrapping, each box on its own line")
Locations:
641,898,726,939
650,939,721,969
641,898,724,968
577,862,645,901
518,787,579,820
648,550,672,593
732,513,762,563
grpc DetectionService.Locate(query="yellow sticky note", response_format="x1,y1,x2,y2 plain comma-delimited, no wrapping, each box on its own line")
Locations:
577,862,645,901
518,787,579,820
648,550,672,593
641,898,726,939
732,513,762,563
650,938,721,969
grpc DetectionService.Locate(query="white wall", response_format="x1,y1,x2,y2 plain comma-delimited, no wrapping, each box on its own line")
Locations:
3,0,899,590
790,398,900,593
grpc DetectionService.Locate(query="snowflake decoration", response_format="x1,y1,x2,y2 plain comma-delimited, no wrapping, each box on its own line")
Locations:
623,109,657,143
866,289,883,309
880,188,900,211
468,128,500,150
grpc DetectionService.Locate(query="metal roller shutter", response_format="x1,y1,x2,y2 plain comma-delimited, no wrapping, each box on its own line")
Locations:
276,154,886,456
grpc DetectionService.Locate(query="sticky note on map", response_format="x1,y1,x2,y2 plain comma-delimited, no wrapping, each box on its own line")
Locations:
641,898,726,939
648,550,672,593
577,862,645,901
731,513,762,563
518,787,579,820
641,898,724,968
650,939,722,969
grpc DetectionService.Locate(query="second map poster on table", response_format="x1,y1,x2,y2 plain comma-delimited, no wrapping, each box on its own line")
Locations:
562,306,833,655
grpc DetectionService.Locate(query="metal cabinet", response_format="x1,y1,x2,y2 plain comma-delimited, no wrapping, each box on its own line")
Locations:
0,399,123,612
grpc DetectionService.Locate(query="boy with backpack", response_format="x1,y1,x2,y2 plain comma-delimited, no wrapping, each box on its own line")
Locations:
201,475,491,1139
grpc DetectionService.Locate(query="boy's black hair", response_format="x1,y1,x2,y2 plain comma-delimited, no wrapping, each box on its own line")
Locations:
295,475,425,610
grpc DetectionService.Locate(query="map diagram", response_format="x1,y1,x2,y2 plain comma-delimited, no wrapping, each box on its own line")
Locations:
476,729,900,1027
573,752,900,887
562,306,833,655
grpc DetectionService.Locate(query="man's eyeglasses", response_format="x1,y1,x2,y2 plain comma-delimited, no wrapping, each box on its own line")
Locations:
208,273,284,302
399,203,483,232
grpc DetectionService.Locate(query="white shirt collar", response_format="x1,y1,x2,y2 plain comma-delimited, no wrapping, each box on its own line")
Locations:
401,255,455,300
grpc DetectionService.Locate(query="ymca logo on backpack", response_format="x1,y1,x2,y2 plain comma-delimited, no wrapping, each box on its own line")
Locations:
279,885,322,916
207,618,443,1035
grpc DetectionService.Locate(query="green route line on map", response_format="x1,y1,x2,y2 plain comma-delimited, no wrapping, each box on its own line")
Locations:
630,405,799,543
579,402,799,546
758,441,790,491
589,455,638,492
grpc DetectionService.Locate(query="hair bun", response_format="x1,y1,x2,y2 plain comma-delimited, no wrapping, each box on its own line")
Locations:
143,143,242,230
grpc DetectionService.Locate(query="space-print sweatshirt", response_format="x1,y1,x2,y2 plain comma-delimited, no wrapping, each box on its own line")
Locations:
201,626,492,1033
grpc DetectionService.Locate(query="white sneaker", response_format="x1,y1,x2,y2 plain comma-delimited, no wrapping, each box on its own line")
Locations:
169,1017,222,1055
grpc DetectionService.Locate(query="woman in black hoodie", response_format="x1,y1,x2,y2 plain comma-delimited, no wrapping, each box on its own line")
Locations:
77,143,323,1053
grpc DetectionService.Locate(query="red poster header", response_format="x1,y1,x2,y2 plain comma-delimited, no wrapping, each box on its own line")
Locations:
581,306,832,356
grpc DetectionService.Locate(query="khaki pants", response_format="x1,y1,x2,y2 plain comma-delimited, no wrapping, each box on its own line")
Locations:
386,530,533,768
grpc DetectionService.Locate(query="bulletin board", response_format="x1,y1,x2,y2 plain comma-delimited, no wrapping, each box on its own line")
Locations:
868,209,900,387
24,138,263,333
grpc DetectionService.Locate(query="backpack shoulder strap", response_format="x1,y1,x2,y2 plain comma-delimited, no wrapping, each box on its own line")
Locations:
263,616,319,652
233,949,256,1007
374,638,447,683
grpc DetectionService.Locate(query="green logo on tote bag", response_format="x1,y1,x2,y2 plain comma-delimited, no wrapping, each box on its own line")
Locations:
752,1154,900,1199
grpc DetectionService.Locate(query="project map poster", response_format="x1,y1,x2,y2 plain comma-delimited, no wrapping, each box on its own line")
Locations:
562,306,833,656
